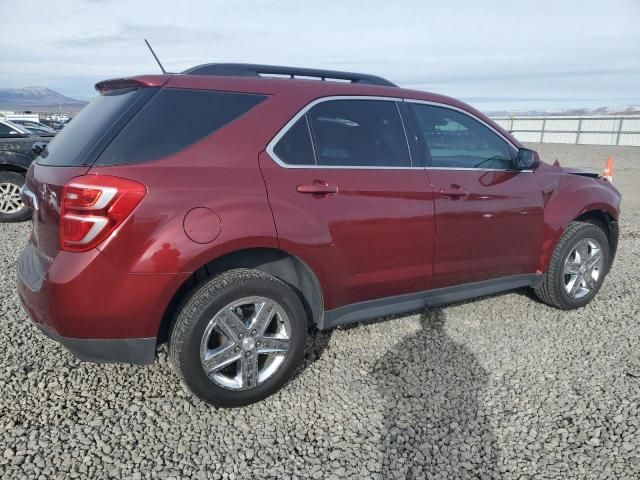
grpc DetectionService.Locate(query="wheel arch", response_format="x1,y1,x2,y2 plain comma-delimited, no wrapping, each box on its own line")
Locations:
574,209,619,269
0,162,29,175
0,151,33,172
539,194,620,274
157,247,324,344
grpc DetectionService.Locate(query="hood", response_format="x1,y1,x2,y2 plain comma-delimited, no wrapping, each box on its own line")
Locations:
541,160,601,179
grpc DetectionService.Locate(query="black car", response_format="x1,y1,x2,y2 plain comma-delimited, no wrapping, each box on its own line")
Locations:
0,120,50,222
10,119,58,137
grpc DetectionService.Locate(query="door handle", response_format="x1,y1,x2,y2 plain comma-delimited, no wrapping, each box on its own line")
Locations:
296,182,338,195
439,188,468,198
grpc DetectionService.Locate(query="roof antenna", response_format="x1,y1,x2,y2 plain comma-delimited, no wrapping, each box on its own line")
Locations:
144,39,167,74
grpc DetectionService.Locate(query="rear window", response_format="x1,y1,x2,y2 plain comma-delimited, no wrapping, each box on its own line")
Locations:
38,88,148,166
95,89,267,165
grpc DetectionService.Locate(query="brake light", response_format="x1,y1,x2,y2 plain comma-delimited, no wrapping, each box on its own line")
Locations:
60,175,146,252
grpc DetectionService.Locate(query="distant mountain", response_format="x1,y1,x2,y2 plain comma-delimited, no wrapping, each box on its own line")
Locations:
487,105,640,117
0,87,88,113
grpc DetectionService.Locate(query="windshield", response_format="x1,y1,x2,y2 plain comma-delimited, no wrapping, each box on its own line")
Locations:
14,121,56,134
20,123,57,136
0,120,31,136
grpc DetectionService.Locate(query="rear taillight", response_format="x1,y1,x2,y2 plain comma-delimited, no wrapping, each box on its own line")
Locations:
60,175,146,252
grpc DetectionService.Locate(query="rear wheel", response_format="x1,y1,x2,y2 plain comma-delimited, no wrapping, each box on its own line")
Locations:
170,269,307,407
535,221,610,309
0,171,30,223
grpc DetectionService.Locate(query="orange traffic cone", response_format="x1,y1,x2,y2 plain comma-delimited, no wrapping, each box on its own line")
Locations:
603,157,613,183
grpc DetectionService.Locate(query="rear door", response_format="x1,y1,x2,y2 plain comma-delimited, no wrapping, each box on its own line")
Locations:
260,97,436,311
407,101,544,287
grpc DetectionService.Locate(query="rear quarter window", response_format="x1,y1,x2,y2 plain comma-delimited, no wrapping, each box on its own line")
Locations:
272,116,316,165
95,89,267,166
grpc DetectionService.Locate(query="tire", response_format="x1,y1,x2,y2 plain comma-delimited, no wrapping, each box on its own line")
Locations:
0,171,30,223
534,221,610,309
170,268,307,407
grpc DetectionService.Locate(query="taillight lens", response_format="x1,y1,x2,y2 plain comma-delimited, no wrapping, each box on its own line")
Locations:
60,175,146,252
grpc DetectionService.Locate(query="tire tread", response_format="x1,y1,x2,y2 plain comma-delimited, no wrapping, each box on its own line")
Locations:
169,268,304,406
0,171,30,223
534,221,607,309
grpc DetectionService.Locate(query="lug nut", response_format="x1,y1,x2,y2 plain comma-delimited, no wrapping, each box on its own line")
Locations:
245,352,251,357
256,341,262,348
238,333,244,339
234,347,240,353
251,329,257,336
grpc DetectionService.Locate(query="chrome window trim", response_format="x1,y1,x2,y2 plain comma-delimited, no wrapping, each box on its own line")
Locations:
265,95,424,170
265,95,530,172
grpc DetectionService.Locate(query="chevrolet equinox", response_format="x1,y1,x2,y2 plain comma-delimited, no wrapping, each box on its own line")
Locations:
17,64,620,407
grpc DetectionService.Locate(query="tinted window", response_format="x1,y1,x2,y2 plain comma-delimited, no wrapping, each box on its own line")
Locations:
412,104,513,169
273,116,315,165
38,88,145,166
97,89,266,165
0,123,15,137
307,100,411,167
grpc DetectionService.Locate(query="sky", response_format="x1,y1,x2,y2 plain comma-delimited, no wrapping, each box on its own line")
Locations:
0,0,639,112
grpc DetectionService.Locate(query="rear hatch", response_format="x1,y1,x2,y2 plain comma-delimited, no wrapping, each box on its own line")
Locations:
24,82,160,261
23,76,268,263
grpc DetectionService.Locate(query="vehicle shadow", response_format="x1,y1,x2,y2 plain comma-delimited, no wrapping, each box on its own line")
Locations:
371,308,498,478
289,327,333,382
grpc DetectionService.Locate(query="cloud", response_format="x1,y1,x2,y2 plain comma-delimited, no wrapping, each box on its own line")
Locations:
54,22,214,48
0,0,638,109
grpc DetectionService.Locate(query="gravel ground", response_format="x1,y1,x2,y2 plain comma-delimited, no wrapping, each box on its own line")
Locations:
1,143,639,479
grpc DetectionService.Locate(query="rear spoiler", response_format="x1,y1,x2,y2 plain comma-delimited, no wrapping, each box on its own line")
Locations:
95,75,170,94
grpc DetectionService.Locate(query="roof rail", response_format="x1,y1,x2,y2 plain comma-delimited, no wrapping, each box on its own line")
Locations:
182,63,397,87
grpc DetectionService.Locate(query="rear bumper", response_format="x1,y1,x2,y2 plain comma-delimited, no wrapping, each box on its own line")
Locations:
17,242,189,364
35,322,155,364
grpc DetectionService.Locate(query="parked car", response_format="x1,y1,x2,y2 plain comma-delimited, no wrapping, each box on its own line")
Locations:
10,119,57,137
17,64,620,407
0,119,50,222
40,118,69,131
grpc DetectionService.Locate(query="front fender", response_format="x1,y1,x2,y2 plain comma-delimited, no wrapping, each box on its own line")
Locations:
536,169,620,273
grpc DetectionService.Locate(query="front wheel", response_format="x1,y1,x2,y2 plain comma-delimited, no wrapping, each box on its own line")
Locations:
0,171,30,223
535,221,610,309
170,269,307,407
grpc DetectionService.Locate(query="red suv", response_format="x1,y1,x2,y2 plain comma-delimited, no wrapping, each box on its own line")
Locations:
17,64,620,406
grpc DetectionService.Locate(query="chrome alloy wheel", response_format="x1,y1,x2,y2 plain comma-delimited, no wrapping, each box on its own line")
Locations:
200,296,292,391
0,182,24,214
563,238,604,300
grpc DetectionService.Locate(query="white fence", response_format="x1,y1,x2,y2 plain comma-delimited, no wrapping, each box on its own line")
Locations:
491,116,640,147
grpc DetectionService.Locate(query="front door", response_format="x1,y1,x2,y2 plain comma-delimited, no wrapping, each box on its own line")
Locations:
260,97,436,310
408,102,544,288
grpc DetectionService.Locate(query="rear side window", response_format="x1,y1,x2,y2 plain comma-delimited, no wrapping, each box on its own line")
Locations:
96,89,266,166
273,116,316,165
38,88,146,166
307,100,411,167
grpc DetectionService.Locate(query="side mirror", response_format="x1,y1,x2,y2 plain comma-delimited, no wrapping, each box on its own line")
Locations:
32,142,47,155
515,148,538,170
